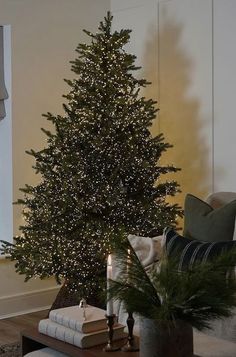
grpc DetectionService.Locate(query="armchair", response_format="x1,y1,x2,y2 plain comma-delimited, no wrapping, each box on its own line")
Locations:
204,191,236,342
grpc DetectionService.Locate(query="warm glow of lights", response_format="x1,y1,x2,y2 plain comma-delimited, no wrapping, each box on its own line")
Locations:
1,12,182,296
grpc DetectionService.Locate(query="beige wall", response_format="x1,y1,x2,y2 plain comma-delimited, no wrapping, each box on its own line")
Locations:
3,0,235,317
0,0,110,318
111,0,236,217
112,0,213,215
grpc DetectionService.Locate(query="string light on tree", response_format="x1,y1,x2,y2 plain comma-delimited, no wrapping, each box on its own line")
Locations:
0,12,182,307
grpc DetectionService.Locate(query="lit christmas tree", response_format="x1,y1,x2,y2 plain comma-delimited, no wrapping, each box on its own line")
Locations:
1,13,182,308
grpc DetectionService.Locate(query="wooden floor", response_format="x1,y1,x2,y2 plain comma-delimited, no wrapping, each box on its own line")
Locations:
0,310,48,345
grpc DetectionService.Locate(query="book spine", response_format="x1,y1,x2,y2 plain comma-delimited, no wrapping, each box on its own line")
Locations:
49,311,83,332
49,311,107,333
39,319,126,349
39,319,82,348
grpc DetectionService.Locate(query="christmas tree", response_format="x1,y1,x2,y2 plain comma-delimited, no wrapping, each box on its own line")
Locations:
1,12,182,307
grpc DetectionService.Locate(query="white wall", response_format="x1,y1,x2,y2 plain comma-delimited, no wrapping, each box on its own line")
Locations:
111,0,236,211
213,0,236,192
0,0,110,318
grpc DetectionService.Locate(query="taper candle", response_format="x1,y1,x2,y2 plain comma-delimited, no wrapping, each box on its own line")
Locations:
107,253,114,316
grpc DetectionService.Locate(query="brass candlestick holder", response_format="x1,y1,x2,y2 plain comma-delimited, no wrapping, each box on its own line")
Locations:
121,312,139,352
103,314,120,352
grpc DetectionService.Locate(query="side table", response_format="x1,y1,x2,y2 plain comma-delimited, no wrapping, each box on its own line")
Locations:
21,328,236,357
21,328,139,357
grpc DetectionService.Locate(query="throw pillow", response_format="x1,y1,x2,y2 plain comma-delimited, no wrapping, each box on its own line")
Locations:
206,192,236,241
113,234,163,328
183,193,236,242
163,227,236,271
128,234,163,272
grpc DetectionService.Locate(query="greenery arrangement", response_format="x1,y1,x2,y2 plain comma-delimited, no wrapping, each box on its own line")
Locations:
0,12,182,306
109,242,236,330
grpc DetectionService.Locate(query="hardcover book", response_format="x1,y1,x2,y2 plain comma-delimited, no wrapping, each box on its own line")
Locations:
38,319,126,349
49,305,109,333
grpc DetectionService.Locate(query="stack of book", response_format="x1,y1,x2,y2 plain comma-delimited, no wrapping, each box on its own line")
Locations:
38,305,126,349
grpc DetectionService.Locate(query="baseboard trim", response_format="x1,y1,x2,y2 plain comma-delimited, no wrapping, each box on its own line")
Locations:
0,286,60,319
0,305,53,320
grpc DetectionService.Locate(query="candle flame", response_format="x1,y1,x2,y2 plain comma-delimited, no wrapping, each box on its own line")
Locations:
108,253,112,266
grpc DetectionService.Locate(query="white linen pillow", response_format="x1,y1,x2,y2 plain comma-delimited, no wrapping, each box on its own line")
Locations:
128,234,163,270
114,234,163,331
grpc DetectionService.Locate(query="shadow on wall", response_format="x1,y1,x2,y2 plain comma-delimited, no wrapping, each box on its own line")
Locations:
138,22,159,134
141,15,211,222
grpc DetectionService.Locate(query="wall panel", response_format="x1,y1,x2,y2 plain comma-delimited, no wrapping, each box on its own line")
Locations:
213,0,236,192
158,0,213,208
112,3,159,132
111,0,236,212
111,0,157,13
112,0,214,213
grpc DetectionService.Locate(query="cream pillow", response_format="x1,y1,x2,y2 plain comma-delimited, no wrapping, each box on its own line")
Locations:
114,234,163,331
128,234,163,271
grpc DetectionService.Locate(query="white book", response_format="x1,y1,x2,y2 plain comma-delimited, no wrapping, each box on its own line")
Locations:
49,305,109,333
39,319,126,349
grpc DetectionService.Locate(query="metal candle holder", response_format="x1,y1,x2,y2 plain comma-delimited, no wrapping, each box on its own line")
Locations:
79,298,87,321
121,312,139,352
103,314,120,352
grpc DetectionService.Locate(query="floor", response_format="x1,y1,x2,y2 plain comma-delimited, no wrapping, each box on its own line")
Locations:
0,310,48,345
1,311,236,357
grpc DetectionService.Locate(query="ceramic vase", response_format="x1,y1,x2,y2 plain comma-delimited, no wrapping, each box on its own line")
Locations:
139,318,193,357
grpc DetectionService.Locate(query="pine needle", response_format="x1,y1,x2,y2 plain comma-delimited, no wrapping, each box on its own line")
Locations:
109,242,236,331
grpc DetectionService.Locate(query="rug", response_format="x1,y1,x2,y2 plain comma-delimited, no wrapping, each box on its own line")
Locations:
0,341,20,356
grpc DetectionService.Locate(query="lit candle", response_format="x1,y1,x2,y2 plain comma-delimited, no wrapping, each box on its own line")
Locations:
107,253,114,316
127,249,131,283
